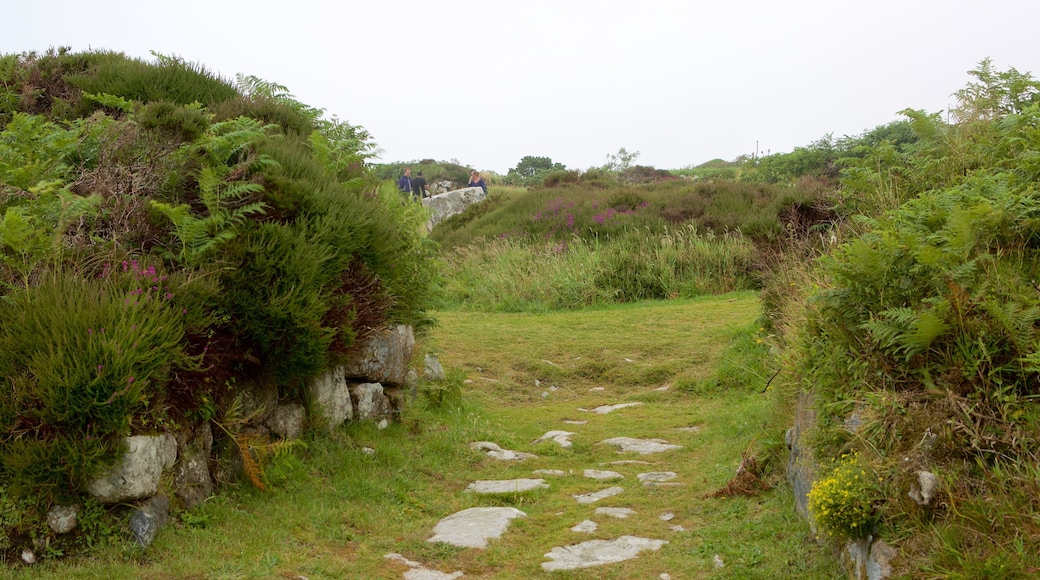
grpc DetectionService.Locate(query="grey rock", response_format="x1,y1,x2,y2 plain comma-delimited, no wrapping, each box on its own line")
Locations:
845,537,897,580
467,478,549,494
422,186,487,230
533,430,576,449
638,472,679,484
533,469,567,476
353,382,392,420
343,325,415,385
174,422,214,508
541,536,668,571
427,507,527,548
584,469,624,481
588,403,643,414
267,403,306,440
909,470,941,506
384,553,464,579
88,434,177,503
470,441,537,461
129,495,169,547
47,505,78,534
308,366,354,430
595,507,636,519
574,486,625,504
600,437,682,455
571,519,598,533
424,354,445,381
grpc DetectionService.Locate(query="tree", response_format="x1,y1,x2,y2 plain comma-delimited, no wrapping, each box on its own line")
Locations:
603,147,640,173
509,156,565,179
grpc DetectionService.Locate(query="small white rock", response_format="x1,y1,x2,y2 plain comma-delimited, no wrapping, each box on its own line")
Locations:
713,554,725,569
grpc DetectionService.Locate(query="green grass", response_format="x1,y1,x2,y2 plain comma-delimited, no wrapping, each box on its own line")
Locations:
8,293,839,579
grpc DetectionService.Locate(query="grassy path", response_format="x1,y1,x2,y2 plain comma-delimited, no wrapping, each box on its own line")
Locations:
14,292,840,579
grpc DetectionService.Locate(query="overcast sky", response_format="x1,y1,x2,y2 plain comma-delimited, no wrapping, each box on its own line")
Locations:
5,1,1040,174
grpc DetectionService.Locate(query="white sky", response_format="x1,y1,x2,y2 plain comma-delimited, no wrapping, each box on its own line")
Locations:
5,1,1040,174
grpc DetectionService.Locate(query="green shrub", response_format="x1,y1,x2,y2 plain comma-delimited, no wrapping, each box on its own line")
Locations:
136,100,210,142
0,263,188,498
807,452,880,538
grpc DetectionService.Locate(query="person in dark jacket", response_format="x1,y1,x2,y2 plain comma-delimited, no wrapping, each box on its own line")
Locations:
411,171,427,200
468,170,487,194
397,168,412,194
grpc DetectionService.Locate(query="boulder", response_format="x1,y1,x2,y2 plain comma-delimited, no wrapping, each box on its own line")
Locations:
174,422,214,508
352,382,392,420
422,186,486,230
309,366,354,430
267,403,306,440
88,434,177,503
342,325,415,385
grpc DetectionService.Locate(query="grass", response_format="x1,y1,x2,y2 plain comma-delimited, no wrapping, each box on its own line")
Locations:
8,293,840,579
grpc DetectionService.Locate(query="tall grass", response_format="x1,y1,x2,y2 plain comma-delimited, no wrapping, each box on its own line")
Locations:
439,224,756,311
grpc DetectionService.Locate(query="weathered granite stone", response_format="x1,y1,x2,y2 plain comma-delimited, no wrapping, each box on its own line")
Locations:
909,470,941,506
600,437,681,455
844,537,897,580
470,441,538,461
427,507,527,548
574,486,625,504
309,366,353,430
541,536,668,571
266,403,305,440
47,505,78,534
467,479,550,494
533,430,576,448
353,382,392,420
88,434,177,503
343,325,415,385
584,469,624,481
788,390,818,522
595,507,636,519
637,472,678,484
422,186,487,230
424,354,445,381
384,552,463,579
571,519,598,533
174,422,214,508
587,403,643,414
130,494,169,547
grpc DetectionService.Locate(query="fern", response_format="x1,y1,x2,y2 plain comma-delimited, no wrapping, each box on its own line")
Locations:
862,303,951,361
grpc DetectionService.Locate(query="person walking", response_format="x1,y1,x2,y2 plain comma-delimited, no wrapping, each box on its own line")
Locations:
397,168,412,195
411,171,427,200
468,170,487,195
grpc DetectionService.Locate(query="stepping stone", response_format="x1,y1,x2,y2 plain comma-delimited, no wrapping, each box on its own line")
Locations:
600,437,681,455
571,519,598,533
659,513,675,521
586,403,643,414
384,553,463,579
532,430,575,449
469,441,537,461
541,536,669,571
533,469,567,477
595,507,636,519
562,420,588,425
467,479,549,495
584,469,624,481
574,486,624,504
427,507,527,549
654,385,671,392
589,387,606,392
637,472,678,484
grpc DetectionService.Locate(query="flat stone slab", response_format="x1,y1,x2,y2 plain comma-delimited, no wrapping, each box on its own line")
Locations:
384,553,463,579
541,536,669,571
427,507,527,549
467,479,549,495
532,430,576,448
533,469,567,477
637,472,678,484
574,486,625,504
600,437,682,455
571,519,598,533
584,469,624,481
595,507,636,519
470,441,537,461
581,402,643,414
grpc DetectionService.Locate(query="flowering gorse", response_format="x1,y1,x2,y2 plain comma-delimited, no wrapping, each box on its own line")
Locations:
807,452,880,539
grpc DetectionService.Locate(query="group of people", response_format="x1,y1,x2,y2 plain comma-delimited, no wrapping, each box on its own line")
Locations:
397,168,488,200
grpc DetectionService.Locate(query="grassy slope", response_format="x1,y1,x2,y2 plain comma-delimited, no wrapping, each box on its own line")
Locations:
11,293,839,579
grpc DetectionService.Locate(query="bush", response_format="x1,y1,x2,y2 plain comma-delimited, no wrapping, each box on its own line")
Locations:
0,263,188,499
807,453,880,538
